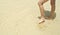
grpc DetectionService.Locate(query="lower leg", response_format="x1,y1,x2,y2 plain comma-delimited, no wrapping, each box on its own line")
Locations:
38,0,48,23
50,5,55,16
38,1,45,23
38,2,45,18
50,0,55,17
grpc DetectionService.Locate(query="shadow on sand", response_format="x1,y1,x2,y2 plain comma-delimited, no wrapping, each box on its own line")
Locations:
38,10,56,20
44,10,56,20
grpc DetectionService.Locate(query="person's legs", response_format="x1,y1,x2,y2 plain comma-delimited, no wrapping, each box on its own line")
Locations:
38,0,48,23
49,0,55,18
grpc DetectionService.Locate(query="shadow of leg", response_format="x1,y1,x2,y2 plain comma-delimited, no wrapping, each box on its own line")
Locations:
38,10,56,20
44,10,56,20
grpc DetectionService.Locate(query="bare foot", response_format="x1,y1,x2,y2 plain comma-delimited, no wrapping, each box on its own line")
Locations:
39,18,45,24
46,15,54,20
38,16,49,19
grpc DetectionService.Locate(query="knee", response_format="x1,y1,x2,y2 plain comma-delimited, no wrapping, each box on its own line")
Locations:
38,1,43,6
38,0,48,6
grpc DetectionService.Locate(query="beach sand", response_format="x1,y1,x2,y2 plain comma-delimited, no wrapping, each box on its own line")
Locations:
0,0,60,35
